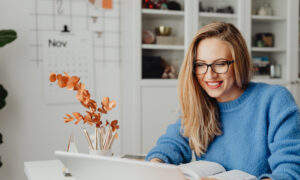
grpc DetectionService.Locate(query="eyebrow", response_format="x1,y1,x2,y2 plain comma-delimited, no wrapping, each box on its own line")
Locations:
195,58,229,63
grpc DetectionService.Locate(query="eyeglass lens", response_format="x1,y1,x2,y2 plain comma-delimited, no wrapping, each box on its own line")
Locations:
194,60,233,74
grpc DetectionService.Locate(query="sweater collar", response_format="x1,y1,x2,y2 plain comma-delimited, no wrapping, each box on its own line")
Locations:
217,82,256,112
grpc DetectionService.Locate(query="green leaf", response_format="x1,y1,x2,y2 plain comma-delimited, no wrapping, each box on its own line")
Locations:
0,30,17,48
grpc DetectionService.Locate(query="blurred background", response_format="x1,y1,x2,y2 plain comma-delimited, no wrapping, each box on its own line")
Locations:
0,0,300,179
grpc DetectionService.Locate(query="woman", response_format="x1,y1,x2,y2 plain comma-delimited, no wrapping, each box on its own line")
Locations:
145,22,300,180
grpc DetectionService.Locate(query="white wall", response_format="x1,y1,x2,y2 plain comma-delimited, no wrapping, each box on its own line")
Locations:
0,0,124,179
119,0,137,155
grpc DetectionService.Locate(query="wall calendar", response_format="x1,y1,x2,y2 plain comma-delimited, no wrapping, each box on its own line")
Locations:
43,32,94,104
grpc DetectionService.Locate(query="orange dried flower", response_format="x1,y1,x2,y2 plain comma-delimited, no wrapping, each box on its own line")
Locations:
64,114,74,123
101,97,116,111
111,120,119,132
66,76,80,90
49,72,119,131
49,73,57,82
57,74,69,88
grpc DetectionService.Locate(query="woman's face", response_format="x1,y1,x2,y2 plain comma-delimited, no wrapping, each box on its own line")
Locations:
195,37,243,102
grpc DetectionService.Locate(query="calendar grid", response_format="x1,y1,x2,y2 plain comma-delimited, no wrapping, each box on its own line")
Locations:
30,0,120,104
29,0,120,66
43,32,94,104
29,13,119,19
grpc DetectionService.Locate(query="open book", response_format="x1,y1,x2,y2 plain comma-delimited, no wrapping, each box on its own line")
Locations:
179,160,258,180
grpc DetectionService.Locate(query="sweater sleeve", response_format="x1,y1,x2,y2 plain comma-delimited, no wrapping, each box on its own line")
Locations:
259,86,300,180
145,119,192,165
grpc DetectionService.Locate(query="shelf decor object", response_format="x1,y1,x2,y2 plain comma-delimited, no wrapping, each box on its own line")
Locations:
49,72,119,156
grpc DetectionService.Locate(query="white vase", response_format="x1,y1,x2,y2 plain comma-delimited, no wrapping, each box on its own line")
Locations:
258,6,267,16
89,148,113,156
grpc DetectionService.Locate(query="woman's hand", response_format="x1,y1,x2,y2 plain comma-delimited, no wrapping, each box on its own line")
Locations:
149,158,163,163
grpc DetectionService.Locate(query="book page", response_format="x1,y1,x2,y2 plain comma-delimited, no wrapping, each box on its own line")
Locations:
209,170,258,180
179,160,226,180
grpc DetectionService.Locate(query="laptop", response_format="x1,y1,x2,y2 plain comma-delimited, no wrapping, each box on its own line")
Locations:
55,151,186,180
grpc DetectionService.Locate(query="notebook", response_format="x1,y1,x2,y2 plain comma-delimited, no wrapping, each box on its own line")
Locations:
55,151,186,180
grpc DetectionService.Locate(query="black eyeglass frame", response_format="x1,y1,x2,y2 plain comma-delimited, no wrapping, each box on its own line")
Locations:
193,60,235,74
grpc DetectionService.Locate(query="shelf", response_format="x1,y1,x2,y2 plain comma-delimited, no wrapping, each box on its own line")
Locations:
252,76,286,85
252,15,285,21
142,9,184,18
142,44,184,50
140,78,286,87
251,47,285,52
199,12,237,19
140,79,178,87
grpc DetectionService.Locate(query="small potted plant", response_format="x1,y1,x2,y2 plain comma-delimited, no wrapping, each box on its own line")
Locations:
0,29,17,109
0,29,17,167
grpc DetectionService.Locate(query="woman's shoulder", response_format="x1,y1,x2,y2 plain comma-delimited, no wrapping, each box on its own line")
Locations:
250,82,289,95
250,82,296,105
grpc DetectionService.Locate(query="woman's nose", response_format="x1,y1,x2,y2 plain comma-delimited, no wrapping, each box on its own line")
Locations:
204,66,218,79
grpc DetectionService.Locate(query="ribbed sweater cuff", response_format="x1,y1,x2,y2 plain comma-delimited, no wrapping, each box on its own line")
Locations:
145,153,169,163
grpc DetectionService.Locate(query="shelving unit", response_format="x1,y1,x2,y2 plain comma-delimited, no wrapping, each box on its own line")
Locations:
197,0,241,29
252,15,285,21
142,9,185,16
142,44,185,50
141,1,186,80
252,75,287,85
251,47,285,52
250,0,289,85
129,0,300,154
140,79,178,87
199,12,237,19
134,0,188,154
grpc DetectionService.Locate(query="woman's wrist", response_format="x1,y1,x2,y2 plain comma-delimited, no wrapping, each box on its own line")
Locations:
150,158,164,163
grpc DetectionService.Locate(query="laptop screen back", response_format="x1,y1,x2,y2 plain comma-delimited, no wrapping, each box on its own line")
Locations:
55,151,186,180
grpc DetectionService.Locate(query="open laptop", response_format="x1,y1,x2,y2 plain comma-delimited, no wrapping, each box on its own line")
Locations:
55,151,186,180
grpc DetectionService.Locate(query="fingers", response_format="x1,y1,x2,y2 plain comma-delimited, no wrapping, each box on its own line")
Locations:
149,158,163,163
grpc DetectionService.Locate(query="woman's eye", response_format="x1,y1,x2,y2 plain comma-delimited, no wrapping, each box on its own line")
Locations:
215,62,226,66
197,63,206,67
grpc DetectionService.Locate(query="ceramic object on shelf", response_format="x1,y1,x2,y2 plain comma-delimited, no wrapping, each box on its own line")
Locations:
155,26,172,36
264,3,273,16
270,63,281,79
255,33,274,47
142,30,155,44
257,3,273,16
258,6,267,16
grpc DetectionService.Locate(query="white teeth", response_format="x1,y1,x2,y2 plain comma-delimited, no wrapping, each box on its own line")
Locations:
207,82,220,86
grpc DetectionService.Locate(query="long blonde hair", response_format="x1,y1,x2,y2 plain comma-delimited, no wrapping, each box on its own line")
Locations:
178,22,251,157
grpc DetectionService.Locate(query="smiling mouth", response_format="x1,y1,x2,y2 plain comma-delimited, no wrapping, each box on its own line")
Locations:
205,81,223,89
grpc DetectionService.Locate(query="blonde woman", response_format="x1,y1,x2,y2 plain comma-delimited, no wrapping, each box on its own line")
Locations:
145,22,300,180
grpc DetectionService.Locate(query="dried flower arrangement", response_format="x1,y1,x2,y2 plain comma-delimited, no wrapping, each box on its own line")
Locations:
49,72,119,151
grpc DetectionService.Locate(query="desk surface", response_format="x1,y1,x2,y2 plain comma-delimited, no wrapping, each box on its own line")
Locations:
24,160,75,180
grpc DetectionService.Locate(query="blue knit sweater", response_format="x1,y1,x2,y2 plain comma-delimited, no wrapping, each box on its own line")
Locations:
146,82,300,179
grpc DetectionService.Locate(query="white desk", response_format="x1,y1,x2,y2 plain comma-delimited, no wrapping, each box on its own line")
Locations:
24,160,75,180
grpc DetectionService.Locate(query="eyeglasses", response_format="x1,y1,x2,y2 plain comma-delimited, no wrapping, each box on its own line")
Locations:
193,60,234,74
